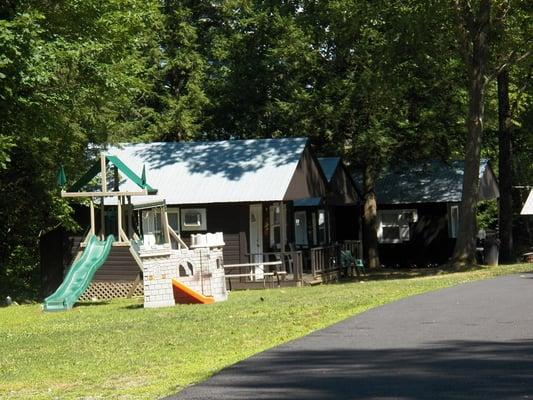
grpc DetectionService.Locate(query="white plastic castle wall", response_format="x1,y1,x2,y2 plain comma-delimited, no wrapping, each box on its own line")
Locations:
139,232,227,308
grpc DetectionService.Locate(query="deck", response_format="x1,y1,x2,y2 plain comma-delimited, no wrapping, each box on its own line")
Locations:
224,240,363,290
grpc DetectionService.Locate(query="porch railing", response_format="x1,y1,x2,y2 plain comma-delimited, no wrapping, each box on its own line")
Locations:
224,261,284,289
226,240,361,285
245,251,304,283
341,240,363,260
310,245,339,277
310,240,363,278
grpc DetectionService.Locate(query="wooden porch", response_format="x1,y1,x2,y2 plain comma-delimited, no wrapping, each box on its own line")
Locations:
224,240,363,290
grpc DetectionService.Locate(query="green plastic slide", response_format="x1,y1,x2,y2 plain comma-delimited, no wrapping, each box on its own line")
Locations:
43,234,115,311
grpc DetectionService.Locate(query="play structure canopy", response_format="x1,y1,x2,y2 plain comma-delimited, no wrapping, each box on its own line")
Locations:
66,154,157,196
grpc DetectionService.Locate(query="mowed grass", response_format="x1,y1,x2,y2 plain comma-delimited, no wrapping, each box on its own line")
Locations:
1,264,533,399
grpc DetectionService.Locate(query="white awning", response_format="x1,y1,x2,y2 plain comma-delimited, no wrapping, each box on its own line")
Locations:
521,189,533,215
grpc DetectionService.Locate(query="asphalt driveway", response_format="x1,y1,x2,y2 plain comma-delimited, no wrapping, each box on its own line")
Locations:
167,272,533,400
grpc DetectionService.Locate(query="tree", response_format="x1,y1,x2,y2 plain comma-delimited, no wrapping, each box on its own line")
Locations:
202,1,466,268
493,0,532,263
450,0,491,268
297,1,464,268
497,68,514,261
118,0,210,142
450,0,532,266
0,0,162,298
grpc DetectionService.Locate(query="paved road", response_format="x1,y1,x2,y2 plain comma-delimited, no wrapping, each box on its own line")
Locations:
167,272,533,400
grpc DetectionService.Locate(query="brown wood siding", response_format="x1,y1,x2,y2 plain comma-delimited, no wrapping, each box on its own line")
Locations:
328,165,359,205
222,233,243,264
333,205,361,241
177,203,249,264
479,164,500,200
284,146,327,200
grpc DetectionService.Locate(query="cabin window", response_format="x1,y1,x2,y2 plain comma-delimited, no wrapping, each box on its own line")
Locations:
449,205,459,238
318,209,327,244
181,208,206,231
269,204,281,248
294,211,308,247
377,209,417,244
167,208,180,233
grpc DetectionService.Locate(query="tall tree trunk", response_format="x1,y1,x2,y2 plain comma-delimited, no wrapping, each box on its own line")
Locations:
363,163,380,269
497,68,514,263
451,0,491,268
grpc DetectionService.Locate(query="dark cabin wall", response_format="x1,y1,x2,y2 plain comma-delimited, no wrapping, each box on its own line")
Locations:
479,164,500,200
40,228,68,297
284,146,327,200
325,163,360,243
40,204,91,296
328,165,359,206
292,204,360,246
377,202,454,267
333,205,361,242
177,203,249,264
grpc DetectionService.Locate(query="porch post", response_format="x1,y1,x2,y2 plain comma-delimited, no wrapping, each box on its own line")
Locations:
100,197,105,239
89,199,95,236
280,202,287,267
100,153,107,239
127,196,133,238
117,195,123,242
100,153,107,193
162,206,171,245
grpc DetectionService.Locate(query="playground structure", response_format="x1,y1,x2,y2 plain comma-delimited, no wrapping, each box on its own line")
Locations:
43,153,227,311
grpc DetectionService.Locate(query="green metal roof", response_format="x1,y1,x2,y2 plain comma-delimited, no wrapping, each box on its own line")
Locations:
353,160,494,204
105,138,311,204
318,157,340,183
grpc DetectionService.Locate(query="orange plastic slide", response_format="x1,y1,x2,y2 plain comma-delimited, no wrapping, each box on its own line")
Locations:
172,279,215,305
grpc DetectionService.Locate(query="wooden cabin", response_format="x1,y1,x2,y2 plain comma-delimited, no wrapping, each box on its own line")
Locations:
41,138,365,296
354,160,500,267
293,157,362,276
103,138,362,287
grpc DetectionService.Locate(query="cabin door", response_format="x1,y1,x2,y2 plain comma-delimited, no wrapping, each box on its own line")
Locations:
294,211,308,247
249,204,264,280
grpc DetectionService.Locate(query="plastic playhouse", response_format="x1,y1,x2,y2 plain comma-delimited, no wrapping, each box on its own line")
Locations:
43,153,228,311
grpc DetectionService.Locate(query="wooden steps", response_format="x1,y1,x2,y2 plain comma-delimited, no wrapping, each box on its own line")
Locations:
93,246,140,281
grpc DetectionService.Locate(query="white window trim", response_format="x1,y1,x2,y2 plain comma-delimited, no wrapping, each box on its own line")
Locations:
181,208,206,231
377,209,418,244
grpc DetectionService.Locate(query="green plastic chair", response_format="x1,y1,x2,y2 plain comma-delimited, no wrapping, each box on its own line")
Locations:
340,250,366,277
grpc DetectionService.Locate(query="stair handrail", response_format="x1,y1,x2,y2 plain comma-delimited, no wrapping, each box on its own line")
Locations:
168,226,188,250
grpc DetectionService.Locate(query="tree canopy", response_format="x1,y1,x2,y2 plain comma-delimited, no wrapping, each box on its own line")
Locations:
1,0,531,298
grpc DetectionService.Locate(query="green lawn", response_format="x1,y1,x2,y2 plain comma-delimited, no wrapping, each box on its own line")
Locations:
1,264,532,399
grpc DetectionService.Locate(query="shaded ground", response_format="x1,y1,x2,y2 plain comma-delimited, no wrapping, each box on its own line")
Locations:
167,272,533,400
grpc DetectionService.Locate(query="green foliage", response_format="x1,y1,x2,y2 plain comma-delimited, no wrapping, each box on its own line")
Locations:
0,0,162,299
1,0,531,295
0,135,14,169
477,199,499,231
116,0,210,142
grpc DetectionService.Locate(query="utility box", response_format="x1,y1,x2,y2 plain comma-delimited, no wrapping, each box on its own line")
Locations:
484,236,500,266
